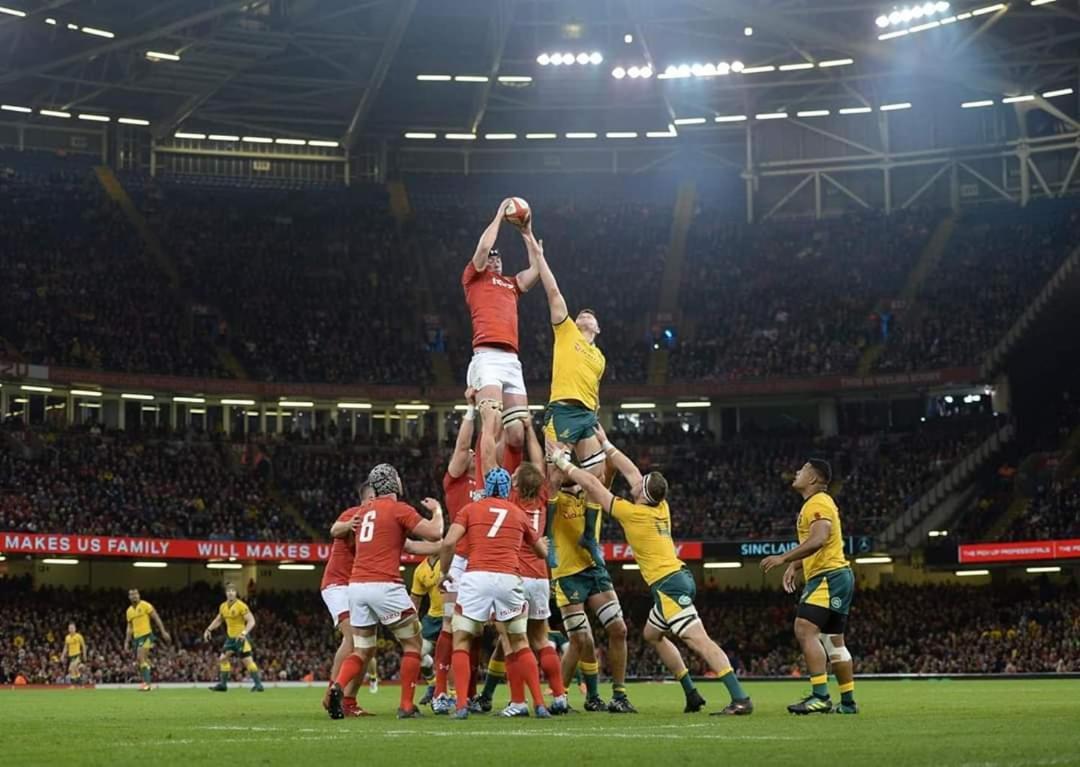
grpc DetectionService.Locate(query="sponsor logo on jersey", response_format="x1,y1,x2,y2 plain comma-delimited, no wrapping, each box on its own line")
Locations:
677,595,692,607
830,597,842,610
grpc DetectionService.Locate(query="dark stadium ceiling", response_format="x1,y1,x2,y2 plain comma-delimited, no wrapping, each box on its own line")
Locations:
1,0,1078,146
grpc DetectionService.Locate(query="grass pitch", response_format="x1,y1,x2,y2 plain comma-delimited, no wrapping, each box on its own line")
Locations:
2,680,1079,767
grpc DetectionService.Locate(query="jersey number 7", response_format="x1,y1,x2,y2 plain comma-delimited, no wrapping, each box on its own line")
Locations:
487,507,508,537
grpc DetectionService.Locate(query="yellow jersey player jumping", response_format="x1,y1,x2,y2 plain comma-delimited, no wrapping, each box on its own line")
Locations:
554,427,753,716
125,589,171,691
761,459,857,715
61,623,87,686
203,583,266,692
410,554,445,705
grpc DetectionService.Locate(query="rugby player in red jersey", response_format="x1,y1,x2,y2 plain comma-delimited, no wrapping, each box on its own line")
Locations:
440,462,549,719
462,199,541,461
321,481,375,717
326,464,444,720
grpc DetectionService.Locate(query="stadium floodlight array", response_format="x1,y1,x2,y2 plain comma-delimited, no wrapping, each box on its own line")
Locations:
879,3,1007,39
876,2,951,28
146,51,181,61
657,57,851,80
537,51,604,66
417,74,533,84
611,65,653,79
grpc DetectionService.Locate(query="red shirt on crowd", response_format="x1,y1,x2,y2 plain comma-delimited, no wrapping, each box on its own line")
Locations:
320,506,358,590
462,262,520,353
457,498,536,575
348,497,423,584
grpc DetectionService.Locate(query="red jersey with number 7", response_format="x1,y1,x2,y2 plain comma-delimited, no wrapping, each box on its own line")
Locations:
457,498,536,575
321,506,359,589
348,497,424,584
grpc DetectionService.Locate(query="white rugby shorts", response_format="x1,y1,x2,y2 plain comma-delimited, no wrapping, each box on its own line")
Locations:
347,582,414,628
321,584,350,625
522,577,552,621
456,571,526,623
467,348,527,397
443,554,469,604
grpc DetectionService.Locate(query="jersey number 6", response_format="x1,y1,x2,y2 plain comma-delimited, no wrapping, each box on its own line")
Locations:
357,510,377,542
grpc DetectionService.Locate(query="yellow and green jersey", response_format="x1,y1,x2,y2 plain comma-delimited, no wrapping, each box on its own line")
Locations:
409,557,444,619
550,490,601,579
64,632,86,657
126,601,155,639
610,498,684,586
797,492,849,579
549,317,605,411
219,599,252,638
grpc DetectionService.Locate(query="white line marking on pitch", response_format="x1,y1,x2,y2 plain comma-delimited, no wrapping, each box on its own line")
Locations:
380,730,800,741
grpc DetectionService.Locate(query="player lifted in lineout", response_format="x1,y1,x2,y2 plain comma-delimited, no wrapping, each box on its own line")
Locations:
440,460,550,719
321,481,377,717
125,589,171,691
326,464,444,720
462,198,541,469
553,429,754,716
203,583,266,693
761,459,858,715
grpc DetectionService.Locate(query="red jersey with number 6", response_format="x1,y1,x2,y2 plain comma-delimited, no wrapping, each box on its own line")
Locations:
462,262,521,353
512,488,550,579
348,497,423,584
444,470,481,558
321,506,359,589
457,498,536,575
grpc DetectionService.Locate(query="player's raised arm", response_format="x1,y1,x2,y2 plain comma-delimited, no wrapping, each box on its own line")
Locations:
522,414,544,469
552,451,615,513
524,231,568,325
413,498,445,541
472,199,511,271
447,388,478,479
203,612,223,642
514,223,542,293
596,425,643,494
150,608,171,644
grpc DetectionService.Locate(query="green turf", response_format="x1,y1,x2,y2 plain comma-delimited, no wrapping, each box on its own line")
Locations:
2,680,1079,766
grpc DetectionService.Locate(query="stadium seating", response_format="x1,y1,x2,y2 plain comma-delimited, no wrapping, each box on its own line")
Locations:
3,577,1076,684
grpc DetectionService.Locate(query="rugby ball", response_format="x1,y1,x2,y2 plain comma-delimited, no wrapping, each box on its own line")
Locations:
504,197,531,229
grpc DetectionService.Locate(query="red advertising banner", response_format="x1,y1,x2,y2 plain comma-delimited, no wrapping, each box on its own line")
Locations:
0,532,703,564
957,538,1080,564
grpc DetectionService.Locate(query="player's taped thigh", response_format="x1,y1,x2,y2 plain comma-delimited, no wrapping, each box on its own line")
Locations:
821,634,852,663
421,638,435,658
505,614,528,635
391,619,420,641
353,633,378,649
579,450,606,470
452,613,484,636
666,607,701,639
502,406,529,426
562,610,592,635
594,599,623,628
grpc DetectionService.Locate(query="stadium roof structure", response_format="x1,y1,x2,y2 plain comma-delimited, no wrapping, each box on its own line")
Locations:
1,0,1078,144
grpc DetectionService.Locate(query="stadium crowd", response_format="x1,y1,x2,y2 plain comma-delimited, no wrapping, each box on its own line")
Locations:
4,153,1077,387
2,578,1076,685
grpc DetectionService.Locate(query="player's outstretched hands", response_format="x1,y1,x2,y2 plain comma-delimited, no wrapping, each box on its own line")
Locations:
760,555,785,574
782,564,802,594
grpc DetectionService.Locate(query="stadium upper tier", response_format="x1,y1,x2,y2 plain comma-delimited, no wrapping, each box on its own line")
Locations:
2,151,1078,389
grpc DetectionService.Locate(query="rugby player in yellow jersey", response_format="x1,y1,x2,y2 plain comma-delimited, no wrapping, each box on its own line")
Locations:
203,583,266,692
410,554,445,705
125,589,171,691
61,623,87,686
553,429,753,716
544,466,633,712
761,459,857,715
